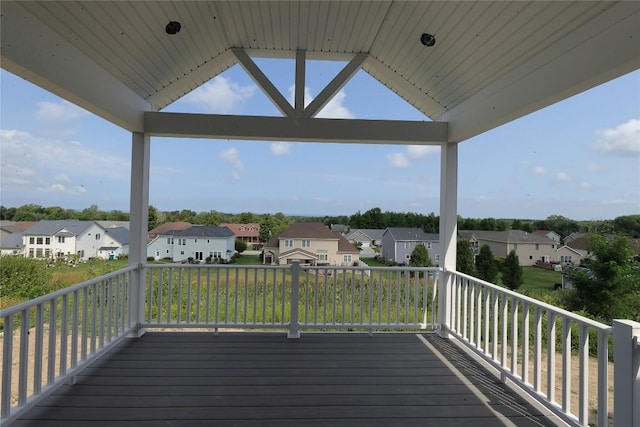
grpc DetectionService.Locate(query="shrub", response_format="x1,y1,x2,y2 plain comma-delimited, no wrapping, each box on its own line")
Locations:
0,255,54,299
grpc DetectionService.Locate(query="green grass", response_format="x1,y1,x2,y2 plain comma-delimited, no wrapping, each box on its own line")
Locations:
235,254,262,265
520,266,562,293
360,257,389,267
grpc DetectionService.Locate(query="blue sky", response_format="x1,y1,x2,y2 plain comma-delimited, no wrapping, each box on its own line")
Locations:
1,59,639,221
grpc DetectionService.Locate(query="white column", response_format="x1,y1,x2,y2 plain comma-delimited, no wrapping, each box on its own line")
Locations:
613,319,640,427
128,132,150,337
437,142,458,338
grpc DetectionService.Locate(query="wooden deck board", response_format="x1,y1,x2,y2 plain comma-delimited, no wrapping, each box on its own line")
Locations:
12,332,563,426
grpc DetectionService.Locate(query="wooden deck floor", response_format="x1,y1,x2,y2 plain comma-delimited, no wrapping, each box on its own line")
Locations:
13,332,564,426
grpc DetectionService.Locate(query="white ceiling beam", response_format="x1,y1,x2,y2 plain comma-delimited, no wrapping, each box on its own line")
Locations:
145,112,448,145
0,1,151,132
442,2,640,142
232,48,295,118
295,51,306,118
304,53,369,118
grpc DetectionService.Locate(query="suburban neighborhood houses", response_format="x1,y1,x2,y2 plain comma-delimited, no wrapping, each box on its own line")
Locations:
382,227,441,266
263,222,360,266
147,225,235,262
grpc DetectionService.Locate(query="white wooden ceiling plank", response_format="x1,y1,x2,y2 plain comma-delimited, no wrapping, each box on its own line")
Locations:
355,2,393,53
370,1,409,64
384,2,435,74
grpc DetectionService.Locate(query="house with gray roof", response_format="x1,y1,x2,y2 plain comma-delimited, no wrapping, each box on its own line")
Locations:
263,222,359,266
22,220,110,261
147,225,235,262
97,227,130,260
382,228,441,266
344,229,385,248
462,230,558,267
0,233,24,256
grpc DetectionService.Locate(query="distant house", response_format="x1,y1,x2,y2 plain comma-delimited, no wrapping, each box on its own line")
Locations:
147,222,192,240
330,224,350,234
22,220,109,261
97,227,129,260
381,228,440,265
554,245,584,266
457,230,480,256
220,223,260,249
262,222,359,266
147,225,235,262
344,229,385,248
533,230,561,244
564,235,592,260
0,233,24,256
463,230,557,267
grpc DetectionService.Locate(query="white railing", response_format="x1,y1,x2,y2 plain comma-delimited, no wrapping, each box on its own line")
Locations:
446,270,613,427
143,262,439,337
0,266,135,424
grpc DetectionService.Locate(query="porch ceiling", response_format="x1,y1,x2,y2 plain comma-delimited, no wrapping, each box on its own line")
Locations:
1,1,639,142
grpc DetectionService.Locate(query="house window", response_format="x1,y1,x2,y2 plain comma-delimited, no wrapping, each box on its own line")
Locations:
213,251,222,259
435,254,440,262
28,248,34,257
405,254,410,260
45,237,50,245
167,238,171,244
58,236,65,243
427,242,432,249
29,237,35,244
45,249,50,258
95,233,101,240
404,242,410,249
302,240,311,247
343,255,352,263
36,248,43,258
36,237,43,244
180,251,184,255
513,243,518,249
318,254,328,261
535,244,540,250
285,239,293,247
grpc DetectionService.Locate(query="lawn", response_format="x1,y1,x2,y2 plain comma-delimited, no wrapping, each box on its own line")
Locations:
520,266,562,294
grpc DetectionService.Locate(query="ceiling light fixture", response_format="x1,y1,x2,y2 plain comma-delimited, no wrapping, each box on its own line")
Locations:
420,33,436,47
166,21,182,35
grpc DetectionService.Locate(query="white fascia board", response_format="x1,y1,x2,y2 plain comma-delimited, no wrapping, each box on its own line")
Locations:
145,112,448,145
442,3,640,143
0,2,152,132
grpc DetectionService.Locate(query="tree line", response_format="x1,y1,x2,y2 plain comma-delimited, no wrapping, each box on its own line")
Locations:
2,204,639,240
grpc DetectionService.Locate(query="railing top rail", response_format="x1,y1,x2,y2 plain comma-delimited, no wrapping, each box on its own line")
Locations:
0,265,136,318
302,265,441,272
448,269,611,332
144,263,290,270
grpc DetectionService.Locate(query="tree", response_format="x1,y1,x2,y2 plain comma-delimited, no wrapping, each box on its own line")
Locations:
148,205,159,231
501,250,523,290
360,207,383,229
476,244,498,283
235,239,247,253
456,240,475,275
567,235,640,322
409,244,433,267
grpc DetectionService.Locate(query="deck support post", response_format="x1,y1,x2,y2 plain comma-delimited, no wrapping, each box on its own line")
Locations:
438,142,457,338
128,132,150,337
288,261,301,339
613,319,640,427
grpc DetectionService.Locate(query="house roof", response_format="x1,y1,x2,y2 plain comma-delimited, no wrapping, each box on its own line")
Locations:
97,221,130,230
278,223,338,240
345,229,385,242
566,237,590,251
23,220,98,237
385,228,439,242
148,222,192,236
464,230,555,244
105,227,129,245
336,232,359,254
0,221,38,234
0,233,23,250
170,226,235,238
2,1,637,143
219,223,260,238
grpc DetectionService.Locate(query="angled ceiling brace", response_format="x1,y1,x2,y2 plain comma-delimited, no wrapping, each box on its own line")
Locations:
232,48,295,118
303,53,369,119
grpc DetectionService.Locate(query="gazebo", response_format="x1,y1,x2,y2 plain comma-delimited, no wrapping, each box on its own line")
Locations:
1,2,639,426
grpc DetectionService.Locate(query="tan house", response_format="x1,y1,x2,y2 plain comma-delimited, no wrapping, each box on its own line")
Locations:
263,222,359,266
220,223,260,249
463,230,557,267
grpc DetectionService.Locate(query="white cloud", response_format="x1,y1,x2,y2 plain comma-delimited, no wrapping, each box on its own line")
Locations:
182,76,256,114
35,100,89,123
271,141,292,155
219,147,243,179
532,166,546,175
388,145,438,168
579,181,593,191
288,85,355,119
587,162,603,173
0,129,128,193
406,145,438,159
36,183,87,194
387,152,410,168
594,118,640,155
555,172,571,182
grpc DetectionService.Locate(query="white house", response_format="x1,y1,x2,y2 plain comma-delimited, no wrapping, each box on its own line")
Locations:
147,225,236,262
22,220,110,261
97,227,130,260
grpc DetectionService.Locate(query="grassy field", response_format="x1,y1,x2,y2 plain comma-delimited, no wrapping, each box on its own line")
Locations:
520,266,562,293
